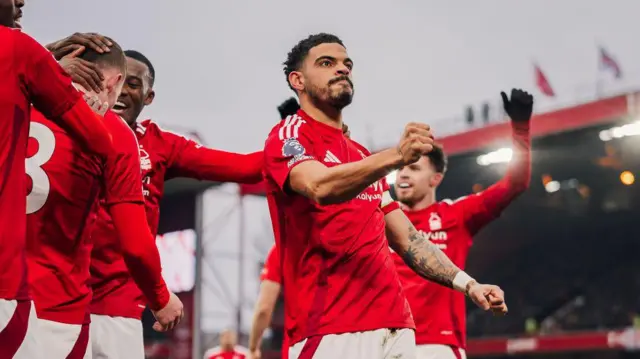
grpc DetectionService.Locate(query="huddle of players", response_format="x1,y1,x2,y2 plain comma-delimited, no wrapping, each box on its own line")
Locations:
1,2,264,358
1,1,533,359
248,35,533,359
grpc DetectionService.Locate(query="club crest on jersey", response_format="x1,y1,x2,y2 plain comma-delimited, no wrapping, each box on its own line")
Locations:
282,138,305,157
429,212,442,230
139,146,151,171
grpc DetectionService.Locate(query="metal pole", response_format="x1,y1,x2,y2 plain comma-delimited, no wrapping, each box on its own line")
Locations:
237,189,245,339
192,191,205,359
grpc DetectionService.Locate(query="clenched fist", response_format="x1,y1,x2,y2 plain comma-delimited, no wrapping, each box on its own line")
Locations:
151,292,184,332
396,122,434,165
466,281,508,316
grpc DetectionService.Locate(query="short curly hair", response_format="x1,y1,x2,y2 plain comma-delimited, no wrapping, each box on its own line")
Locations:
283,33,346,91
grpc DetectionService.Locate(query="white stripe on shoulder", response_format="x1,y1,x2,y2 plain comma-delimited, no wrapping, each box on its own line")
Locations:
278,114,306,140
136,121,148,135
444,195,472,205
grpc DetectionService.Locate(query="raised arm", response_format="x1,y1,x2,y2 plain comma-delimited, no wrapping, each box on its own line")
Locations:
285,122,433,205
384,208,508,314
460,89,533,233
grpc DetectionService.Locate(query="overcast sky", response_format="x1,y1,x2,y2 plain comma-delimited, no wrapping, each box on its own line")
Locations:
23,0,640,152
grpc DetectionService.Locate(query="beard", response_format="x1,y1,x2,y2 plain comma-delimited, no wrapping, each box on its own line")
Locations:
307,78,354,110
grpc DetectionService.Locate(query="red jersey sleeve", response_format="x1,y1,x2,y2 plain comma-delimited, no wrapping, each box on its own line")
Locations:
264,120,316,191
16,31,80,118
455,121,531,236
380,178,399,215
161,128,263,183
260,246,281,284
103,112,144,205
15,31,113,156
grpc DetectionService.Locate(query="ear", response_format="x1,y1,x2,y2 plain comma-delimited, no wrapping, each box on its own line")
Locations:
105,73,123,92
288,71,305,92
144,89,155,106
430,172,444,188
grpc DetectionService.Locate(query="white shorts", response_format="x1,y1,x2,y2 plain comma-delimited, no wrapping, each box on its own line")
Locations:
37,318,91,359
289,328,415,359
90,314,144,359
416,344,467,359
0,299,40,359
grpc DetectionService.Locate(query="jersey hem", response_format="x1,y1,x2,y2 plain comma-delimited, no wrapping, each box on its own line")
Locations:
289,320,415,346
89,304,144,319
415,333,465,349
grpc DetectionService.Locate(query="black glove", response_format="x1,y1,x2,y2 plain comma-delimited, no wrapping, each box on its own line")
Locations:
277,97,300,119
501,89,533,123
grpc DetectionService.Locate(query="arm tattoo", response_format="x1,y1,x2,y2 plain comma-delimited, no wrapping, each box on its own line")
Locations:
401,224,460,288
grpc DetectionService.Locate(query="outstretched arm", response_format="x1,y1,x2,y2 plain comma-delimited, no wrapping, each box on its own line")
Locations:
385,208,508,314
385,209,462,289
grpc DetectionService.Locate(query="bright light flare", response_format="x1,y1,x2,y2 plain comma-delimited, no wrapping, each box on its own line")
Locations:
477,148,513,166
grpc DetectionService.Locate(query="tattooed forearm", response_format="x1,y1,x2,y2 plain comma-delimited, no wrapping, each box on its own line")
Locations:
401,224,460,288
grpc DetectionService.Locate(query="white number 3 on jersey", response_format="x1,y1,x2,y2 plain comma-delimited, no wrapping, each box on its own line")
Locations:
26,122,55,214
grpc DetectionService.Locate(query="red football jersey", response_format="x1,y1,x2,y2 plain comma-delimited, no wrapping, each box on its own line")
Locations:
263,110,413,346
0,27,82,300
260,245,281,284
90,119,263,318
391,122,531,349
26,109,143,324
204,346,248,359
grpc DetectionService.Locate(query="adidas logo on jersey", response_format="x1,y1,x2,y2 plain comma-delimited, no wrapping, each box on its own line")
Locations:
323,150,341,164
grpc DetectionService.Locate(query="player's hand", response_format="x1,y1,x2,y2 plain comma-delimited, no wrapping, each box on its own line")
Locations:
47,32,113,60
501,88,534,123
342,123,351,138
60,46,105,93
82,93,109,116
396,122,434,165
466,281,508,316
151,292,184,332
249,349,262,359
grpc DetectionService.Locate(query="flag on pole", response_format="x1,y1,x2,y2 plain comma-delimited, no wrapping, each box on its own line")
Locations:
534,63,555,97
599,46,622,79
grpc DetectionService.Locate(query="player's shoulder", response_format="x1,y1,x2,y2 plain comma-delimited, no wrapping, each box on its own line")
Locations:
4,28,48,59
104,111,139,147
347,138,372,157
440,194,472,207
104,111,133,134
134,118,157,137
268,112,313,141
29,106,66,132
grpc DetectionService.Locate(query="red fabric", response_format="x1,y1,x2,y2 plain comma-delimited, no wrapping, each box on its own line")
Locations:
0,300,31,358
14,28,112,157
298,336,323,359
263,110,413,346
205,348,248,359
91,119,261,318
260,246,281,284
0,27,83,300
534,64,555,97
26,110,143,324
392,123,531,348
66,321,90,359
108,202,169,311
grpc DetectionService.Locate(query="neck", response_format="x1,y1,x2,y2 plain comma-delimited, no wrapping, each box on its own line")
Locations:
299,94,342,130
401,190,437,212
